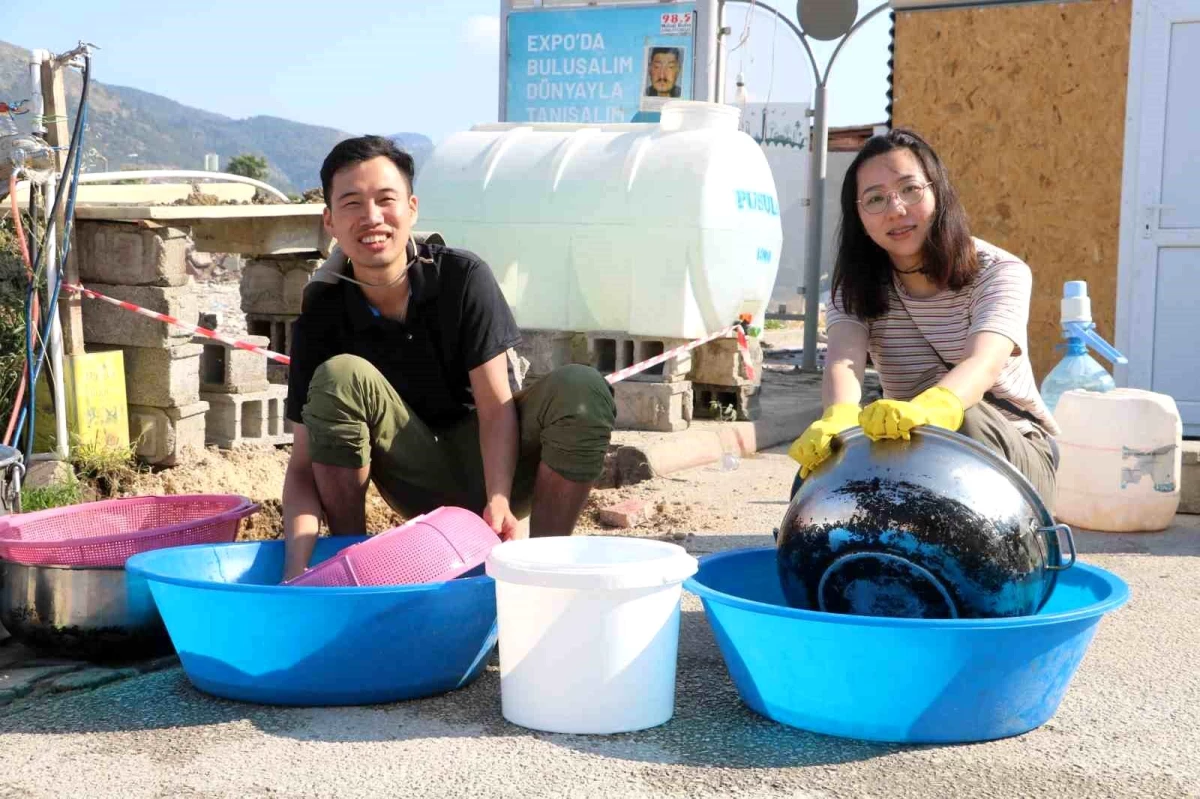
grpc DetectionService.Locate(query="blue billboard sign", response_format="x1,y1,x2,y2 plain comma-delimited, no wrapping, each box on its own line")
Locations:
506,3,698,124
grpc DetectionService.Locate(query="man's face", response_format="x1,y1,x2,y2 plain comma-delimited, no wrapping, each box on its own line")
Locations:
323,156,417,272
650,52,680,95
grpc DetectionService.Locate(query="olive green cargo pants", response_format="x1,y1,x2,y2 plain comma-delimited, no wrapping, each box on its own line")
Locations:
300,355,616,519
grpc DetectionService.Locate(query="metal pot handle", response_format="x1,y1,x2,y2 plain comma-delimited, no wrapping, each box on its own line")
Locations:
1041,523,1077,571
2,460,24,514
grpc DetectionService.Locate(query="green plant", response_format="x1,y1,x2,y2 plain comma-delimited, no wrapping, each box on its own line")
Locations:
0,217,32,429
70,436,142,497
19,478,83,512
708,399,738,422
764,319,785,330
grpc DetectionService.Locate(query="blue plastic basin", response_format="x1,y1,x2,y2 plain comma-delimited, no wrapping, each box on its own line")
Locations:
125,537,497,706
684,547,1128,743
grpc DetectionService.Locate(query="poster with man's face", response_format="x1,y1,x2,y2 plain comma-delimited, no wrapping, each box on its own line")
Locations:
505,4,696,124
639,45,686,112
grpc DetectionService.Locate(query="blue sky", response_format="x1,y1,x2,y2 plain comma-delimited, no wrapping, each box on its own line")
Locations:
2,0,891,144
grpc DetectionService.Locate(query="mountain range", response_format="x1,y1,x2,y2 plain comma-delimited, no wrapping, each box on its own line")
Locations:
0,40,434,195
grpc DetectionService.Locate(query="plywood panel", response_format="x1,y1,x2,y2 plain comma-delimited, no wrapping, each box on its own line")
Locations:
893,0,1132,381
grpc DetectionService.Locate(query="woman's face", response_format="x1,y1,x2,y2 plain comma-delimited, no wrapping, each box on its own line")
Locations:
855,148,937,270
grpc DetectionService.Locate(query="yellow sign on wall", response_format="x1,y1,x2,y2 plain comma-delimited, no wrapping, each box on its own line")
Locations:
34,349,131,453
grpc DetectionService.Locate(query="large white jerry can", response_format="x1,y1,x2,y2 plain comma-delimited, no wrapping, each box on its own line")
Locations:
1054,388,1182,532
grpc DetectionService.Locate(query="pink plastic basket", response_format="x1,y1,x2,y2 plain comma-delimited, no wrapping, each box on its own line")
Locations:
286,506,501,587
0,494,259,568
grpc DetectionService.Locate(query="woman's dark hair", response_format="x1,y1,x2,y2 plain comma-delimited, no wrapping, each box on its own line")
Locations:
831,127,977,319
320,135,415,207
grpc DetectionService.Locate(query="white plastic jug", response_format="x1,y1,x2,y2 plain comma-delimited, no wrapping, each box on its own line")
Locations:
417,101,783,340
1054,388,1182,532
485,536,698,734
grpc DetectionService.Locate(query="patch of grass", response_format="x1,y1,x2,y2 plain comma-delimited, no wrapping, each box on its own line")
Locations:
70,437,143,498
764,319,786,330
20,477,83,512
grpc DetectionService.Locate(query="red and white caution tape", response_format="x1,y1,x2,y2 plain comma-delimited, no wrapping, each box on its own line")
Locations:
62,283,291,365
604,323,755,385
64,282,757,383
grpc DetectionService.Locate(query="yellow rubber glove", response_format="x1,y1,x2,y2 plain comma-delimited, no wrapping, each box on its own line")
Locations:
858,386,965,441
788,403,861,478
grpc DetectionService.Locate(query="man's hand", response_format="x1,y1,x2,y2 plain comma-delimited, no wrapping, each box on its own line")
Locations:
483,496,522,541
858,386,964,441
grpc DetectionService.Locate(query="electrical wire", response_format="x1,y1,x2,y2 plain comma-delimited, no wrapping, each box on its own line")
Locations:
765,7,779,107
3,172,37,447
13,51,91,456
729,0,756,54
22,96,87,455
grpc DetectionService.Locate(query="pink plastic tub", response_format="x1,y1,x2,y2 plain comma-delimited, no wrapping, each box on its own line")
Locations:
0,494,259,568
286,506,501,587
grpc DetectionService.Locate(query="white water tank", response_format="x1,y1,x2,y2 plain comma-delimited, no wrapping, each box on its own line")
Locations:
417,101,783,339
1054,388,1183,532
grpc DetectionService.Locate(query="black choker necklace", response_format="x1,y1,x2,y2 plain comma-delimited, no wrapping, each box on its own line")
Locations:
894,263,926,275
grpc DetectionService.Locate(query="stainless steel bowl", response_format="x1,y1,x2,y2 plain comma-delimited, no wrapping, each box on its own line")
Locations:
776,426,1075,619
0,559,173,662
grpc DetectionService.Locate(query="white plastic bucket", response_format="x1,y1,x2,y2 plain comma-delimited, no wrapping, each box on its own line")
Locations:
485,536,698,734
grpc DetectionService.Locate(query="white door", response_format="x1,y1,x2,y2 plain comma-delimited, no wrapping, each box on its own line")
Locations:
1118,0,1200,437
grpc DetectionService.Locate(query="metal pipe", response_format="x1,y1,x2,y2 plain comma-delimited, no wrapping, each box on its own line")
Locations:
801,1,889,371
498,0,511,121
695,0,722,102
76,169,292,203
715,0,728,103
28,50,50,136
800,82,829,372
822,2,892,84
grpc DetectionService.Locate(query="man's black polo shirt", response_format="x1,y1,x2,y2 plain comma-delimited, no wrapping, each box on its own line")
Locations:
285,243,522,429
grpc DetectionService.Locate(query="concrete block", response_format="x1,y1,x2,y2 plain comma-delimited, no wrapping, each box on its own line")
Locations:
76,222,190,287
197,336,270,394
1180,440,1200,515
241,255,320,315
119,343,202,408
128,401,209,467
693,382,762,422
245,313,296,357
50,667,139,693
0,665,81,703
81,283,198,348
614,380,692,433
201,385,292,449
587,333,691,383
690,336,764,387
283,262,319,311
186,212,328,255
240,262,285,315
598,499,656,529
514,330,590,380
23,460,73,490
267,362,290,386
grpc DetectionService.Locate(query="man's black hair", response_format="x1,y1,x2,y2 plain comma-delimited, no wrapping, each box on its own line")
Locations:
320,135,415,207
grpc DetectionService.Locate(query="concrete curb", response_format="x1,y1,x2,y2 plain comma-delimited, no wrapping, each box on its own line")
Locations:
601,371,823,486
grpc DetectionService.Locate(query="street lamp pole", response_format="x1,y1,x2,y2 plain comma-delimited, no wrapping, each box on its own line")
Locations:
718,0,889,372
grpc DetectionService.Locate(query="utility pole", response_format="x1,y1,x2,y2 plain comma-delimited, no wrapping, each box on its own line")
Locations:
718,0,888,372
41,57,85,357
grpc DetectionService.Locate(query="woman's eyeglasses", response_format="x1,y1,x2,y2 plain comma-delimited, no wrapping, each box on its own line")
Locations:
857,182,932,215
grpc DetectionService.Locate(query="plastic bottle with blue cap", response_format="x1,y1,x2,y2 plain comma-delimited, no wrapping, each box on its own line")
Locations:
1040,281,1128,416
